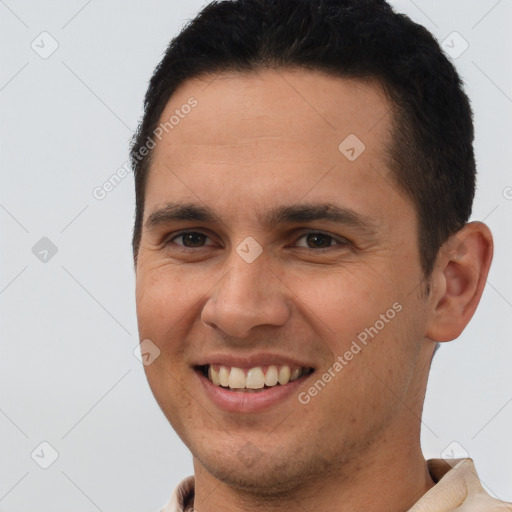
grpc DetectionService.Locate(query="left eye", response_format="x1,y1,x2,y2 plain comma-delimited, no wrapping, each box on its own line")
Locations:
167,231,346,250
294,232,344,249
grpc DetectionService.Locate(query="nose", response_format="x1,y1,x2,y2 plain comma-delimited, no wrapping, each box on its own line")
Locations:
200,248,291,339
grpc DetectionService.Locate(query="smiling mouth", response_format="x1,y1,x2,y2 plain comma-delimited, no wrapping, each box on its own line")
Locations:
197,364,315,392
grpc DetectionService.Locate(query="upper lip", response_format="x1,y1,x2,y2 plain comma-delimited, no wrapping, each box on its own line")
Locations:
193,353,316,370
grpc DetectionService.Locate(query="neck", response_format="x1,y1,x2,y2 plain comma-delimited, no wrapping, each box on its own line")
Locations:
192,436,436,512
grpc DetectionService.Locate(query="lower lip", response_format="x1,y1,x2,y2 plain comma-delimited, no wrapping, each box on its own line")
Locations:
196,369,314,413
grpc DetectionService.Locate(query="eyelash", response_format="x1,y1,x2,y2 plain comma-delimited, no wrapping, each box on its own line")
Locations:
165,230,349,251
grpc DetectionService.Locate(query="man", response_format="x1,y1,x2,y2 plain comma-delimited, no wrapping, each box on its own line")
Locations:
130,0,510,510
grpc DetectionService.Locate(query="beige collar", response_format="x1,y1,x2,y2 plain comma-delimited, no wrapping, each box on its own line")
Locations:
407,458,511,511
162,459,511,512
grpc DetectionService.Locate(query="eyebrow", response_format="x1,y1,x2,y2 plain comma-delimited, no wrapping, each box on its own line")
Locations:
144,202,379,235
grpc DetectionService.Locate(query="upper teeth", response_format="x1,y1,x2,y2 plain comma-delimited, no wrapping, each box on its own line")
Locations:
207,364,307,390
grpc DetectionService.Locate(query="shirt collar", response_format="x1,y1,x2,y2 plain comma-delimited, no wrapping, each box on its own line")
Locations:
161,458,510,512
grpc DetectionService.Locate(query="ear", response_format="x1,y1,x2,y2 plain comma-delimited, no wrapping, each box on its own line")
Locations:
425,221,493,342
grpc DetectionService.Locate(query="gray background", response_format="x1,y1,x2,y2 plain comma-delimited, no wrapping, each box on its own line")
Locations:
1,0,511,510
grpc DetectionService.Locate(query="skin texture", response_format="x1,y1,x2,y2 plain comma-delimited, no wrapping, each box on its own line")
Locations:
135,68,493,512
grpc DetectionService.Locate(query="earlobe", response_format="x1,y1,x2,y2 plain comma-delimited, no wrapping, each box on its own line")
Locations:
425,221,493,342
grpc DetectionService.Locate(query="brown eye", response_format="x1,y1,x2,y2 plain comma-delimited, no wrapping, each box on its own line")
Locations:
295,231,347,249
170,232,212,248
305,233,333,248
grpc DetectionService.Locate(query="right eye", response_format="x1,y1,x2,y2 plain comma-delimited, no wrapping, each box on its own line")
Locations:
166,231,215,248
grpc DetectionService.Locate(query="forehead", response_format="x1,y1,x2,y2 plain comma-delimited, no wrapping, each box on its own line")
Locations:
144,68,410,229
154,68,391,154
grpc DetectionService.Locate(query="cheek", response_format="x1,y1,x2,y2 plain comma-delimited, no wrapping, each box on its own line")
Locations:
287,264,393,338
135,263,206,340
143,360,196,446
293,267,419,410
136,268,197,428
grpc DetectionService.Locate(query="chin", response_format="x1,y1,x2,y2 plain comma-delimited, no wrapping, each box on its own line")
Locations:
203,457,309,496
192,439,330,498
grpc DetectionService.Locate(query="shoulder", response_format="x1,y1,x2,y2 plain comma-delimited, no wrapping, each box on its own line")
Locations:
160,475,195,512
408,459,512,511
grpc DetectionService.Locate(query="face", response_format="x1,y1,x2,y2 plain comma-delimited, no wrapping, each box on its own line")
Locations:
135,68,434,494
